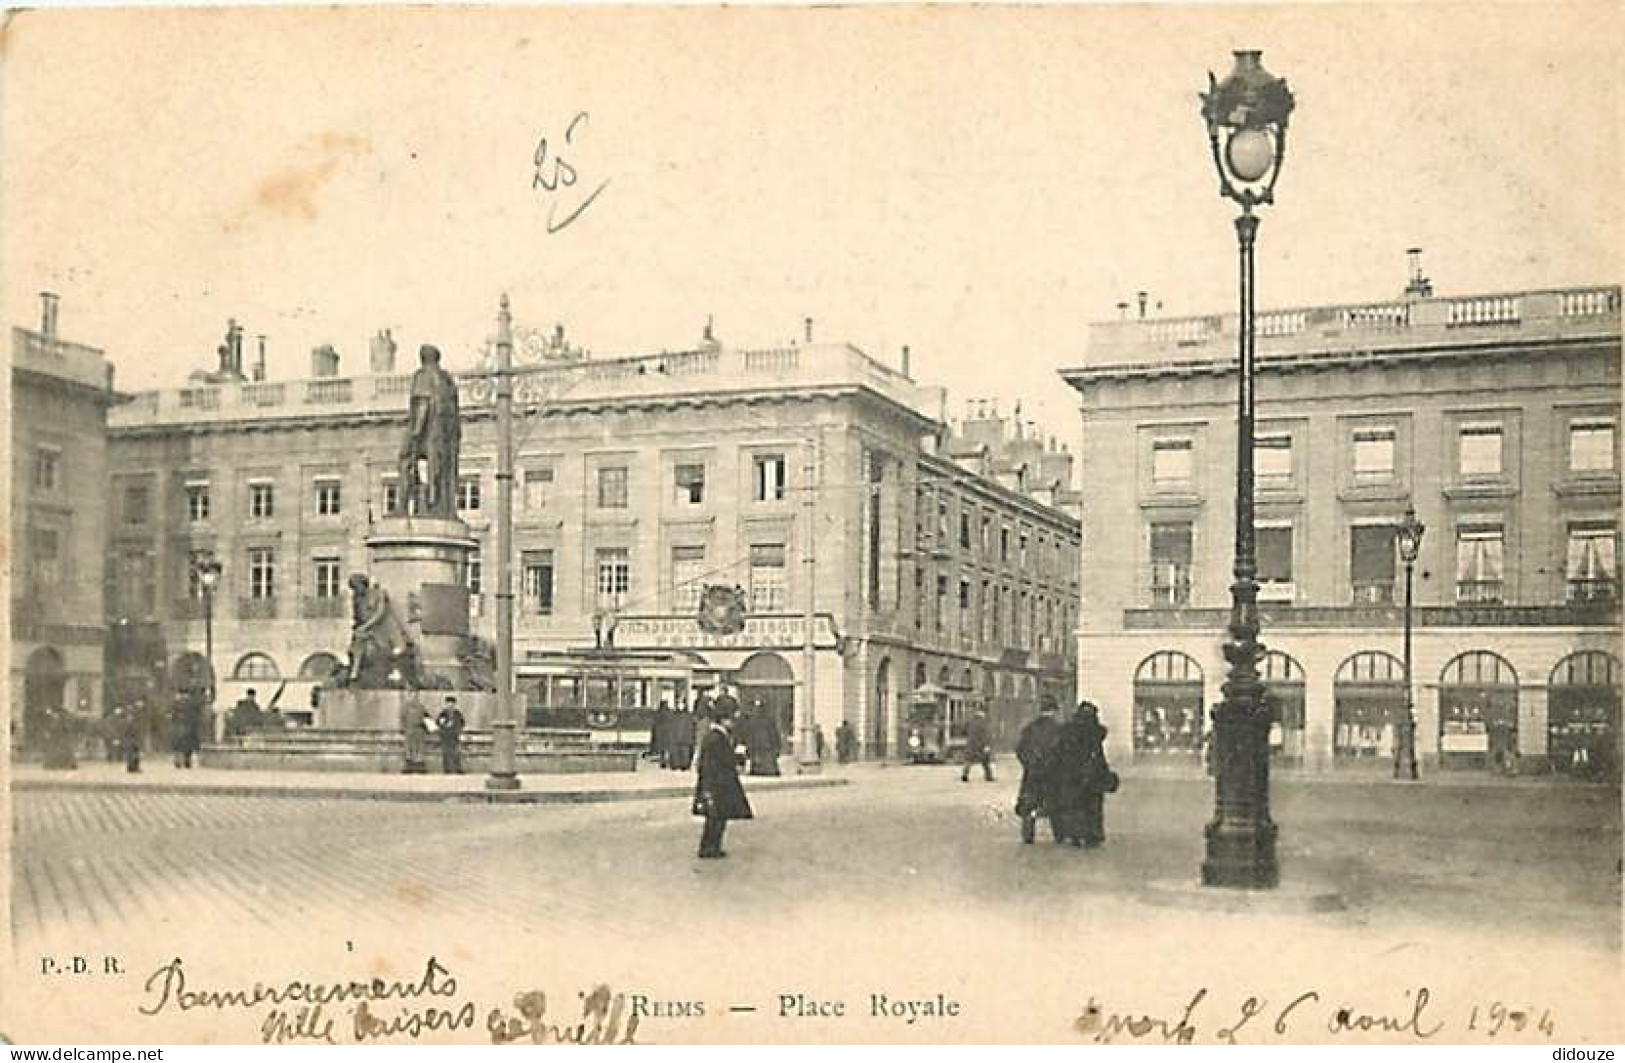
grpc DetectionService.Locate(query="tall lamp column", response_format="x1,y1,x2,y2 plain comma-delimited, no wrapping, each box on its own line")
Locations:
192,553,223,742
1395,505,1425,780
1198,51,1294,889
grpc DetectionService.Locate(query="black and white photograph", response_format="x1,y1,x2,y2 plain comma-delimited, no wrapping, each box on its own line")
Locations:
2,3,1620,1045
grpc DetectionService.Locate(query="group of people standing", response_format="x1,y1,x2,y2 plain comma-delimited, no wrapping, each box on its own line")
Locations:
399,695,467,774
1014,696,1116,847
655,685,787,777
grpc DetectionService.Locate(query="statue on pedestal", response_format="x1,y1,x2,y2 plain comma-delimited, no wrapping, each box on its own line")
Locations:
341,573,421,688
395,344,462,517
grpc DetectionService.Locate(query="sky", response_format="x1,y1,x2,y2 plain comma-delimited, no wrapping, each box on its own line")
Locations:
3,4,1619,441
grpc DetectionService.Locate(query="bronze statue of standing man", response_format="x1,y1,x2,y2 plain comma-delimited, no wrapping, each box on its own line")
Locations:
396,345,461,517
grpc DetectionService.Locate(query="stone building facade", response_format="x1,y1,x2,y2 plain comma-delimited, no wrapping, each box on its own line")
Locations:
1062,283,1621,775
10,295,119,748
107,327,1080,757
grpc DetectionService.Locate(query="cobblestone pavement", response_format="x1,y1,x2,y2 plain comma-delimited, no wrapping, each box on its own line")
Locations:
14,767,1619,944
8,767,1621,1043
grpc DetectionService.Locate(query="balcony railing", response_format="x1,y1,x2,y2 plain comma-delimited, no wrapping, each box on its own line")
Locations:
1149,582,1192,608
1079,284,1620,372
1351,581,1396,605
1456,579,1504,605
1127,598,1619,630
302,596,346,619
1448,296,1521,328
238,597,278,620
1567,577,1618,604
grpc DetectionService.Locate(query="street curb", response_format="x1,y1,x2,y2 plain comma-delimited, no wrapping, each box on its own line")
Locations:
9,776,849,806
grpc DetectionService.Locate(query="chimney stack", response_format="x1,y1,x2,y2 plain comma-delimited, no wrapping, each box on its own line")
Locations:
370,329,398,373
39,291,60,339
311,344,340,378
1116,301,1130,320
253,334,267,382
1137,291,1149,319
901,344,911,378
804,317,814,344
1404,247,1433,300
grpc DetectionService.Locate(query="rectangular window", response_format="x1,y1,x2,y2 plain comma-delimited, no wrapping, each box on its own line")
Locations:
935,574,947,632
523,549,556,615
594,547,630,610
959,512,972,549
382,476,401,517
29,527,60,595
1350,525,1397,603
249,482,275,520
1001,525,1011,563
671,545,707,612
124,483,151,526
1459,425,1504,478
595,466,628,509
523,467,555,510
937,499,949,539
1570,421,1617,473
314,478,343,516
1455,524,1505,603
313,557,342,599
1257,524,1294,601
748,543,787,611
753,455,787,502
33,448,61,493
981,579,994,643
1567,522,1618,602
457,475,482,512
115,550,155,617
1149,522,1193,606
248,547,277,600
674,463,706,506
981,515,993,555
1352,428,1397,481
1020,531,1030,568
1257,434,1293,483
186,482,211,523
1152,438,1194,484
914,568,924,630
466,556,483,595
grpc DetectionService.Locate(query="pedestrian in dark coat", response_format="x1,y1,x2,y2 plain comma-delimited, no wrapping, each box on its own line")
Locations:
1050,702,1112,847
1015,696,1064,843
694,701,753,859
960,709,994,782
122,700,145,774
671,706,697,771
171,694,203,768
400,698,430,774
436,697,466,774
651,701,674,767
748,699,782,777
835,720,857,764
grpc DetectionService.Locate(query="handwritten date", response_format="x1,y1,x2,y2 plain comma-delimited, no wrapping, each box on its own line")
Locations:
1077,987,1555,1044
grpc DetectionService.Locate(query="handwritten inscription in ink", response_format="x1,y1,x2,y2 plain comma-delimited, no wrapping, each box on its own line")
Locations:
533,111,609,235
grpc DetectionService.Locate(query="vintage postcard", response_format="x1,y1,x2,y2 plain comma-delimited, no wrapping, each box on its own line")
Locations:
2,2,1621,1046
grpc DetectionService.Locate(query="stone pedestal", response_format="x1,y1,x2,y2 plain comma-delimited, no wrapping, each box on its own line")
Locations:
365,515,478,686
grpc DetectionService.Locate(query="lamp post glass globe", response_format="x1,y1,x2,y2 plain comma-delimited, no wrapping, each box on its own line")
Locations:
1397,505,1426,564
1225,128,1275,183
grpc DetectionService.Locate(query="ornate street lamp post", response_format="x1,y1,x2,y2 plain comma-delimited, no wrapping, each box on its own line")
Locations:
191,552,223,741
1199,50,1294,889
1394,505,1426,780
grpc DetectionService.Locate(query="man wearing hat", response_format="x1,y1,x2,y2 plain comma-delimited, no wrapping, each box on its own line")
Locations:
436,695,466,774
693,696,753,859
1015,694,1064,843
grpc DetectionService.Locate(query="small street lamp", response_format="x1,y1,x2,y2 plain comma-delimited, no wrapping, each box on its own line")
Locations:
191,552,224,741
1198,50,1295,890
1394,505,1426,780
